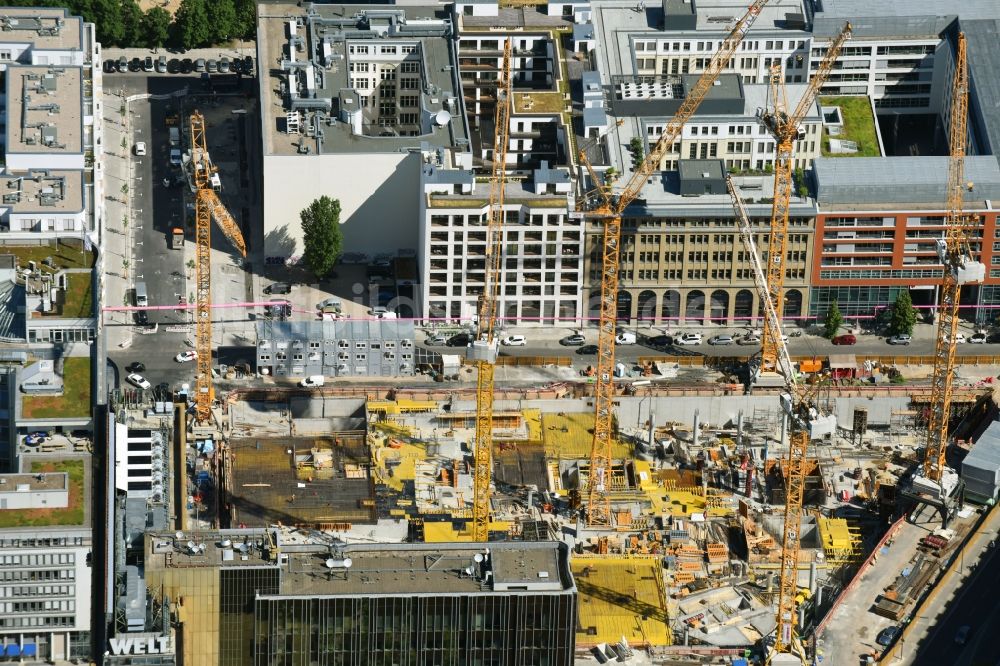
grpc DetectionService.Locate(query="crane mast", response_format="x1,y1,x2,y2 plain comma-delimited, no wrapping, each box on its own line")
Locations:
470,39,513,542
188,111,247,423
925,33,979,484
580,0,771,526
756,23,851,373
727,176,833,658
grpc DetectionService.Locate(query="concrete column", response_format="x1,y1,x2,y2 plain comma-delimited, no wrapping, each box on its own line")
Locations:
780,412,788,448
809,561,817,593
693,409,700,448
737,410,744,449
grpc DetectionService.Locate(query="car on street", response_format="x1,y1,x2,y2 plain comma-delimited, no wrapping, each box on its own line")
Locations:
675,333,703,345
129,57,142,72
264,282,292,295
738,335,760,345
195,58,206,73
615,332,637,345
182,58,194,73
947,332,967,344
708,335,734,346
242,56,254,74
117,55,128,72
169,148,182,166
142,56,154,72
832,334,857,345
299,375,325,388
500,335,526,346
887,334,911,345
167,58,181,73
576,345,599,355
156,55,167,73
207,59,219,73
103,59,116,73
175,351,197,363
127,373,151,390
134,310,148,326
220,57,231,73
425,334,448,346
447,333,471,347
970,332,988,344
133,141,147,156
125,362,146,373
646,334,673,348
560,334,586,346
955,624,971,645
876,626,901,647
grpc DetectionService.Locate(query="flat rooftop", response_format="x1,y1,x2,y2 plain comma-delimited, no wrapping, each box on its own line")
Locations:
0,472,66,493
258,3,469,157
460,7,570,30
0,8,83,51
277,541,573,597
5,66,83,155
0,170,84,213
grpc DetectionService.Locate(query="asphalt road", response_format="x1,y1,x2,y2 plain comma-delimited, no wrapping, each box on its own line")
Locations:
911,532,1000,664
105,72,254,392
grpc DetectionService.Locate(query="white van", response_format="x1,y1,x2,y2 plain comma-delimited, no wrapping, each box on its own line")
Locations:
299,375,325,388
615,331,636,345
135,282,148,307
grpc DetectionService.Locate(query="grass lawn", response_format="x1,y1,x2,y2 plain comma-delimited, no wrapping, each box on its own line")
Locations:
0,459,85,527
514,91,567,114
0,239,95,271
21,357,92,419
61,273,94,318
819,96,882,158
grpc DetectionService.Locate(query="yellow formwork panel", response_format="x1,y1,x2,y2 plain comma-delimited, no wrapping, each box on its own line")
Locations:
573,556,671,648
421,519,512,542
542,412,631,459
371,441,426,492
632,460,658,492
817,516,862,560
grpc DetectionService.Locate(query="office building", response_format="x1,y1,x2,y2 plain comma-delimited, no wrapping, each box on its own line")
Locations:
144,530,576,666
257,4,472,263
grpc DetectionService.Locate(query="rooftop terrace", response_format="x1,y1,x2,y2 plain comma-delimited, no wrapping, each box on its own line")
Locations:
0,459,85,528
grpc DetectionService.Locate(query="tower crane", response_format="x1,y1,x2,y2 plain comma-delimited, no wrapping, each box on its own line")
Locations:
924,33,980,504
754,23,851,375
470,39,513,542
577,0,771,526
186,111,247,423
726,176,834,659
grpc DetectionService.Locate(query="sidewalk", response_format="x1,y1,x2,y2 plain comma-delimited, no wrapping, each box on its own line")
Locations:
100,89,135,351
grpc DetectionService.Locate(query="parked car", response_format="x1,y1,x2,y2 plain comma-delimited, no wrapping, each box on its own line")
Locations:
127,373,151,390
576,344,599,355
708,335,734,346
615,332,636,345
242,56,254,74
219,57,231,73
675,333,703,345
970,332,988,344
738,335,761,346
143,56,154,72
156,55,167,73
425,334,448,346
175,350,198,363
832,334,857,345
103,59,116,73
316,298,342,313
128,57,142,72
947,332,967,344
133,141,147,156
264,282,292,295
955,624,971,646
206,59,218,73
887,334,911,345
117,55,128,72
167,58,181,74
876,626,901,647
501,335,527,346
300,375,325,388
182,58,194,73
447,333,471,347
647,334,673,348
560,334,586,346
195,58,207,73
125,362,146,373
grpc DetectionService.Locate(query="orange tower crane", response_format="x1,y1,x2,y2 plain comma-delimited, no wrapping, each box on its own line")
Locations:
187,111,247,423
925,33,980,487
470,39,513,542
754,23,851,374
578,0,770,526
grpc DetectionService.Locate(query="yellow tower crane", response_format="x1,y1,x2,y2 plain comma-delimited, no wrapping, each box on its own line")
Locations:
577,0,771,526
726,176,833,660
471,39,513,542
187,111,247,423
925,33,979,494
754,23,851,374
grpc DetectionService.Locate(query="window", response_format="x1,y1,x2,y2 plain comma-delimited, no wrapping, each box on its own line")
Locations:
401,45,416,54
380,46,397,55
400,112,418,124
400,77,419,89
400,95,418,107
350,45,369,55
400,61,419,73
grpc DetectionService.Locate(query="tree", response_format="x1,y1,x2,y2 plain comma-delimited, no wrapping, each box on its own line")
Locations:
142,7,171,49
173,0,211,49
233,0,257,39
890,289,917,336
90,0,126,46
121,0,144,47
206,0,237,45
300,196,343,280
823,300,843,339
